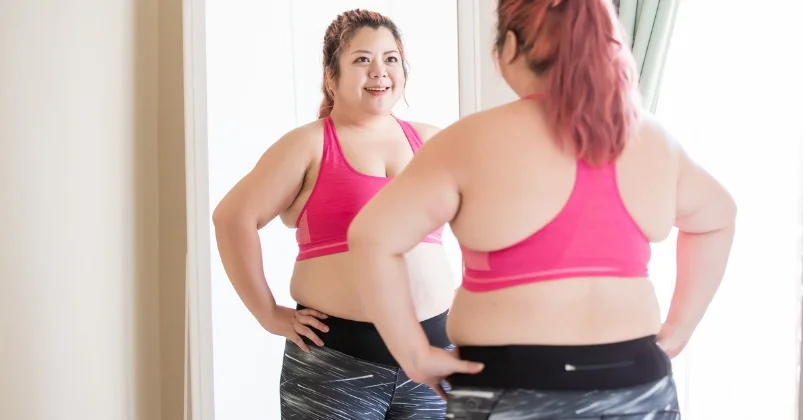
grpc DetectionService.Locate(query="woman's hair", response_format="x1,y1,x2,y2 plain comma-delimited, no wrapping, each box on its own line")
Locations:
318,9,409,119
495,0,640,166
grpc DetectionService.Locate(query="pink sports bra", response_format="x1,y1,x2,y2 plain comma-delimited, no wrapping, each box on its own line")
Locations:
294,116,444,261
461,159,651,292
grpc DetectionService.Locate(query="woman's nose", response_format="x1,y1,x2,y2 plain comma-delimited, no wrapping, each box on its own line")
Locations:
369,63,387,79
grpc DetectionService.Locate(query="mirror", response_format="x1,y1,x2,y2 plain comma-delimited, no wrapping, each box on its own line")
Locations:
201,1,463,418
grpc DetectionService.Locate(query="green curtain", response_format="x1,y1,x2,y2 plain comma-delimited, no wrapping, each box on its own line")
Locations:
615,0,681,112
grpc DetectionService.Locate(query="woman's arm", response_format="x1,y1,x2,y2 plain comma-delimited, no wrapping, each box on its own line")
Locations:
212,126,327,351
660,130,737,357
347,127,460,378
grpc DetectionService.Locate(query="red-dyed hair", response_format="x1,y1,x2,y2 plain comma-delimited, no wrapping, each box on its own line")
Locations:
495,0,640,167
318,9,409,119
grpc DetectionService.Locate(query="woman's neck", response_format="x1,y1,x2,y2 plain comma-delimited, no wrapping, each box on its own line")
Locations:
329,106,393,131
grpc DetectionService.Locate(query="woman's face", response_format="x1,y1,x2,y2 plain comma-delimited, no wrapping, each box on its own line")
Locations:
332,27,405,116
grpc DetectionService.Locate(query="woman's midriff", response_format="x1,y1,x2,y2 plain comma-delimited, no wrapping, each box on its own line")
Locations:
289,242,455,322
447,277,663,346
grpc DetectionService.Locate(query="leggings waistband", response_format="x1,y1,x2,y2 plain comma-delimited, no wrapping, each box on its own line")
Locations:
449,335,672,391
296,303,450,367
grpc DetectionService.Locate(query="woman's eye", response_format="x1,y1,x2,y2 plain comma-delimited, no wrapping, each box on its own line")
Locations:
355,57,369,63
386,56,399,63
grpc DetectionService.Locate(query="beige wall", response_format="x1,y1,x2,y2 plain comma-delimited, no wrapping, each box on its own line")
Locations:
0,1,186,419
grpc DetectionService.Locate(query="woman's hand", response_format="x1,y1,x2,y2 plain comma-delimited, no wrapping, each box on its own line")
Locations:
657,321,691,359
263,306,329,353
406,346,484,400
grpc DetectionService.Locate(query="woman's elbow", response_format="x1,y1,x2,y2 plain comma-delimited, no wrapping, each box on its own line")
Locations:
212,202,233,227
725,195,737,223
715,189,738,230
212,200,253,231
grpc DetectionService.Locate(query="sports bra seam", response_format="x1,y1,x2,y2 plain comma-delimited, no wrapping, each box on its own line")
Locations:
611,163,652,243
464,266,623,279
462,270,646,291
293,120,331,228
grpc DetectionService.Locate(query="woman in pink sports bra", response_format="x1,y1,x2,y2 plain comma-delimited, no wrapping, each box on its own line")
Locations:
213,9,455,420
349,1,736,419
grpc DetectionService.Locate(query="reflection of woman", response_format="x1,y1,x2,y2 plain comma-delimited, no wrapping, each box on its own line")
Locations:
212,9,455,419
348,1,736,419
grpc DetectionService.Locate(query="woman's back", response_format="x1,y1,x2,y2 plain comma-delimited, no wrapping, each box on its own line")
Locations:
347,2,735,416
446,98,683,346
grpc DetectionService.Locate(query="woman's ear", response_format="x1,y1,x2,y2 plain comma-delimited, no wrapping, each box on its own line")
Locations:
500,30,520,65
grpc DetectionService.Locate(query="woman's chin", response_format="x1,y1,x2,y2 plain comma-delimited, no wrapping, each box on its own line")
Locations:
361,104,396,116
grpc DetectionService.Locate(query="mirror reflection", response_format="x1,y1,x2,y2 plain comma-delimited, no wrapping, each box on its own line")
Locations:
206,1,461,418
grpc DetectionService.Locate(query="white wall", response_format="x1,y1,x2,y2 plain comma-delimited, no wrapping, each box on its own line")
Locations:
457,0,517,115
475,0,517,110
203,1,460,419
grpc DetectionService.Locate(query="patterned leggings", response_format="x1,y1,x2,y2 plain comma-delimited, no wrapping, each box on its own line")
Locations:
280,341,450,419
446,376,680,420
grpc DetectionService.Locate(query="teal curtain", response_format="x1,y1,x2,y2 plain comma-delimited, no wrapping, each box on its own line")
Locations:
615,0,681,112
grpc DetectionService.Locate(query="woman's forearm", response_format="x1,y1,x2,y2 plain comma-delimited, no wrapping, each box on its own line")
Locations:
664,226,736,336
213,216,278,328
355,249,431,373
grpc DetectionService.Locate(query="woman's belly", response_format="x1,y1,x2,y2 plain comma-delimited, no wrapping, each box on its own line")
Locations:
290,243,456,322
447,277,663,346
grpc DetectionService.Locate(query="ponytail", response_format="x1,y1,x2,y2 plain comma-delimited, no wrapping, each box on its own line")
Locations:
318,84,334,119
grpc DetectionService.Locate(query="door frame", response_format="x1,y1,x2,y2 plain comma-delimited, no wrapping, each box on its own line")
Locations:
183,0,215,418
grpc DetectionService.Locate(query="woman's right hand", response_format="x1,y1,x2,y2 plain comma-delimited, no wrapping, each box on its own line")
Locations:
263,306,329,353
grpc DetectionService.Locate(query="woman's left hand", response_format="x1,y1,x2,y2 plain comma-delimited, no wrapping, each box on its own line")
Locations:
657,321,692,359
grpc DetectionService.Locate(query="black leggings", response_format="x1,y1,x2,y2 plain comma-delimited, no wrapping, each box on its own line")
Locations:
279,305,451,419
446,336,680,420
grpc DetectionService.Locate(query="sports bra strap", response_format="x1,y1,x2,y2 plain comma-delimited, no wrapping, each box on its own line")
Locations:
395,118,423,151
321,116,347,171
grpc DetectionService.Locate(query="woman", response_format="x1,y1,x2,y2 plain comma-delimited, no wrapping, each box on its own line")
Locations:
348,1,736,419
212,9,455,419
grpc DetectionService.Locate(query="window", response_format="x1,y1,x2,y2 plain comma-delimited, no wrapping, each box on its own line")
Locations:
649,1,803,418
